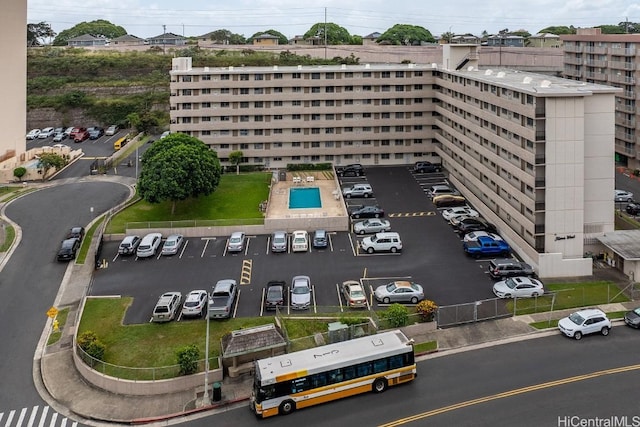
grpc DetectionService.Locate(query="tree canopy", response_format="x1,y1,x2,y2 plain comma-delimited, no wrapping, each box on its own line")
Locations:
538,26,576,35
204,29,246,44
138,134,222,214
248,29,288,45
53,20,127,46
303,23,354,45
27,22,56,46
376,24,435,45
37,153,66,181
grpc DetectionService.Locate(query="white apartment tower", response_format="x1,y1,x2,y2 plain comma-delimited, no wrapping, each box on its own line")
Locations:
170,48,619,278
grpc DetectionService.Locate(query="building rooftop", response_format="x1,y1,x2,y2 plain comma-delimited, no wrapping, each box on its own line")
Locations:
597,230,640,261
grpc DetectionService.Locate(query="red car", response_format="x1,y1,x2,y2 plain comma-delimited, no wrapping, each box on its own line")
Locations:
69,127,87,140
73,130,90,143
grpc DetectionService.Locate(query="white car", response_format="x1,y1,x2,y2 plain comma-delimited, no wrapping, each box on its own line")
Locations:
353,219,391,235
558,308,611,340
492,277,544,298
227,231,245,253
463,231,503,243
292,230,309,252
53,132,67,142
442,207,478,222
290,275,311,310
136,232,162,258
160,131,171,139
161,234,184,256
26,129,41,140
181,290,208,317
38,127,55,138
615,189,634,203
105,125,119,136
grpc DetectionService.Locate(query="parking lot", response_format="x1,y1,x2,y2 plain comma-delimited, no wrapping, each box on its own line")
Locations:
89,166,511,324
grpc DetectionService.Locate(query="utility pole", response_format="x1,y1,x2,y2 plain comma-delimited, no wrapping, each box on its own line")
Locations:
162,24,166,54
324,7,327,59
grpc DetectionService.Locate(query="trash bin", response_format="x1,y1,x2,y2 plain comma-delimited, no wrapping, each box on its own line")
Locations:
212,382,222,402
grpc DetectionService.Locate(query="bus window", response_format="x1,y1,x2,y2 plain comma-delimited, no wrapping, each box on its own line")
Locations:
373,359,389,373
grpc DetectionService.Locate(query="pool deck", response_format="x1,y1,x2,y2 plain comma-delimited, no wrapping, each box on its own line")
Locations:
265,172,348,231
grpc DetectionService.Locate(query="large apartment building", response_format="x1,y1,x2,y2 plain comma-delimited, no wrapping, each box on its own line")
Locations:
170,47,619,277
561,28,640,168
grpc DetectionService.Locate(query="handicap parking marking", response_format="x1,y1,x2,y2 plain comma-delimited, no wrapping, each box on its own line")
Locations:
240,259,252,285
388,211,435,217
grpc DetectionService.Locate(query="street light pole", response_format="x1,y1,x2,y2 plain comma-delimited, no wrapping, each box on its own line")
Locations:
203,310,210,404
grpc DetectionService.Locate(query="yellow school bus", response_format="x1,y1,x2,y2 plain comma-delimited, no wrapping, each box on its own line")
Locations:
113,136,127,151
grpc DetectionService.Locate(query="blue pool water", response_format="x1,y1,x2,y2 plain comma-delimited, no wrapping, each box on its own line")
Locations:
289,187,322,209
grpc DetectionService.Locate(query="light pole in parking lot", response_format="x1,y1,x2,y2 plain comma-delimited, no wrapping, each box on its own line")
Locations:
202,309,210,404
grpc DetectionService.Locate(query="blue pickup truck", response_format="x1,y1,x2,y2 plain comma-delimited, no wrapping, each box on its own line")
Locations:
463,236,510,259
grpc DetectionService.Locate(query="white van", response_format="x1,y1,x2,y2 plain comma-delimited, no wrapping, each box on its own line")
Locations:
360,232,402,254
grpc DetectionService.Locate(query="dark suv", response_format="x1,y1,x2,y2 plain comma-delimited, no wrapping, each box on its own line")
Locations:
456,218,497,236
336,164,364,177
626,203,640,216
488,258,536,279
413,161,442,173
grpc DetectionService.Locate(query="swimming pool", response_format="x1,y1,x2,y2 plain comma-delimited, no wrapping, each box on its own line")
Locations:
289,187,322,209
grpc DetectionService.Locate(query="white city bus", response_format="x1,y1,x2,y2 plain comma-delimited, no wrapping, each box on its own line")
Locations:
250,330,416,418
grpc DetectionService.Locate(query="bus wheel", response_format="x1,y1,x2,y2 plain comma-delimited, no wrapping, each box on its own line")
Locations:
279,400,296,415
373,378,387,393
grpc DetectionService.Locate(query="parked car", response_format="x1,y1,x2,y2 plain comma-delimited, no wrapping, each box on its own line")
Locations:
463,236,510,258
118,235,141,255
181,290,208,318
136,232,162,258
208,279,237,319
374,281,424,304
152,292,182,323
487,258,536,280
360,232,402,254
270,231,288,253
290,275,312,310
63,127,74,136
353,218,391,235
428,184,458,199
442,207,478,222
264,280,286,310
349,205,384,219
432,194,466,208
160,131,171,139
66,226,85,242
624,307,640,328
73,130,90,143
105,125,119,136
341,280,367,308
69,127,87,140
89,127,105,139
336,164,364,177
292,230,309,252
455,217,497,236
227,231,246,253
52,132,67,142
463,231,503,243
615,189,634,203
342,183,373,198
38,127,55,138
26,129,41,140
57,238,80,261
312,229,328,249
492,277,544,298
161,234,184,256
626,203,640,216
558,309,611,340
413,161,442,173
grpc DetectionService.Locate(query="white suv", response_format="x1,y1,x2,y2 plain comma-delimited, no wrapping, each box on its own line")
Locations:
360,232,402,254
342,184,373,198
137,232,162,258
558,308,611,340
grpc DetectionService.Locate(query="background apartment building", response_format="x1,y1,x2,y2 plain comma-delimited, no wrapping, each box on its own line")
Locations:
170,50,618,277
561,28,640,168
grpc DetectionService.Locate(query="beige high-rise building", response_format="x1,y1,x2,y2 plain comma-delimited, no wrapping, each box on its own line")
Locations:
1,1,27,162
561,28,640,168
170,47,619,277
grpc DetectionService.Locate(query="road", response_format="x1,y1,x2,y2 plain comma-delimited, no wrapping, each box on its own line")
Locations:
187,327,640,427
0,180,130,425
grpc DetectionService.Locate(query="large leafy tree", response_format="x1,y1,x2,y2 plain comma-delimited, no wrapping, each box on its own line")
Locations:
597,24,627,34
248,29,288,45
205,29,246,44
376,24,435,45
37,153,66,181
619,21,640,34
303,23,353,45
27,22,56,46
538,25,575,35
138,134,222,214
53,20,127,46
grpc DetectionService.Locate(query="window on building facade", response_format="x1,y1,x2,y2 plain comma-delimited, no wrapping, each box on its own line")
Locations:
381,140,390,146
274,115,283,120
312,128,320,134
312,142,320,148
240,129,248,136
254,143,263,149
312,87,321,93
414,84,423,90
312,73,320,79
396,99,404,105
240,88,249,94
293,72,301,79
396,85,405,91
221,88,230,94
182,103,192,109
240,102,249,108
381,71,390,78
292,142,301,147
292,114,301,120
274,129,283,134
326,86,335,93
382,99,391,105
274,142,283,147
326,100,334,106
254,88,264,94
396,71,404,77
202,102,211,108
221,102,230,108
255,101,263,108
292,87,302,92
311,155,320,161
363,99,372,104
395,126,404,132
345,85,354,92
274,73,283,79
326,114,334,120
312,114,321,120
326,72,334,79
240,74,249,81
220,116,230,121
345,127,353,132
255,74,264,80
292,100,302,106
395,140,403,146
292,156,301,160
202,88,211,94
382,126,390,133
255,115,264,122
240,115,249,122
292,128,301,134
274,101,283,106
221,74,230,80
240,143,249,149
363,113,372,118
363,72,371,77
326,128,334,134
182,89,191,95
345,113,353,118
363,85,372,91
203,117,211,122
382,85,391,92
381,153,390,159
182,117,191,123
312,100,321,106
202,75,211,81
395,112,404,119
274,87,283,93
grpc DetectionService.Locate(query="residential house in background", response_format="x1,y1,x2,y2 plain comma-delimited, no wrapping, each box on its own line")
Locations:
486,34,524,47
288,35,308,45
362,32,381,45
252,34,279,46
66,34,108,47
147,32,186,46
529,33,562,48
561,28,640,168
111,34,145,47
450,34,481,44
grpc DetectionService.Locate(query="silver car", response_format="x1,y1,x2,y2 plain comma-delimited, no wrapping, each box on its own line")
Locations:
290,275,312,310
353,219,391,235
374,281,424,304
271,231,288,253
227,231,245,253
162,234,184,256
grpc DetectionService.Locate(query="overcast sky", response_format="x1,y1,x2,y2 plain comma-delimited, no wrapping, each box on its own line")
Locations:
27,0,640,40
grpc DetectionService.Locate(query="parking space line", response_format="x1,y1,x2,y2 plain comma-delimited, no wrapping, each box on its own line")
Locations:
259,287,265,316
335,283,344,312
200,238,213,258
240,260,252,285
232,289,240,318
311,285,317,314
348,233,357,256
388,212,434,217
178,240,188,258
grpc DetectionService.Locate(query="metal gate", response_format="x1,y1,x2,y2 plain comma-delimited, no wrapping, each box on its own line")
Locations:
436,297,512,328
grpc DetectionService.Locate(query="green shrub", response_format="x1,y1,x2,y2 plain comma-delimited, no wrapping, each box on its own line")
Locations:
634,169,640,177
415,300,438,321
176,344,200,375
13,167,26,180
286,163,332,171
382,304,409,328
77,330,106,361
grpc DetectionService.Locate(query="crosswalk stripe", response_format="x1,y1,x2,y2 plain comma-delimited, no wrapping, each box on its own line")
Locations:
48,413,57,427
5,410,15,427
37,407,48,427
15,408,27,427
26,407,38,427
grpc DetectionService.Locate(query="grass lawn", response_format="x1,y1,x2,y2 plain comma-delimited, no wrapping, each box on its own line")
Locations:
77,215,105,264
414,341,437,354
509,281,629,315
47,308,70,345
106,172,272,233
0,224,15,252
